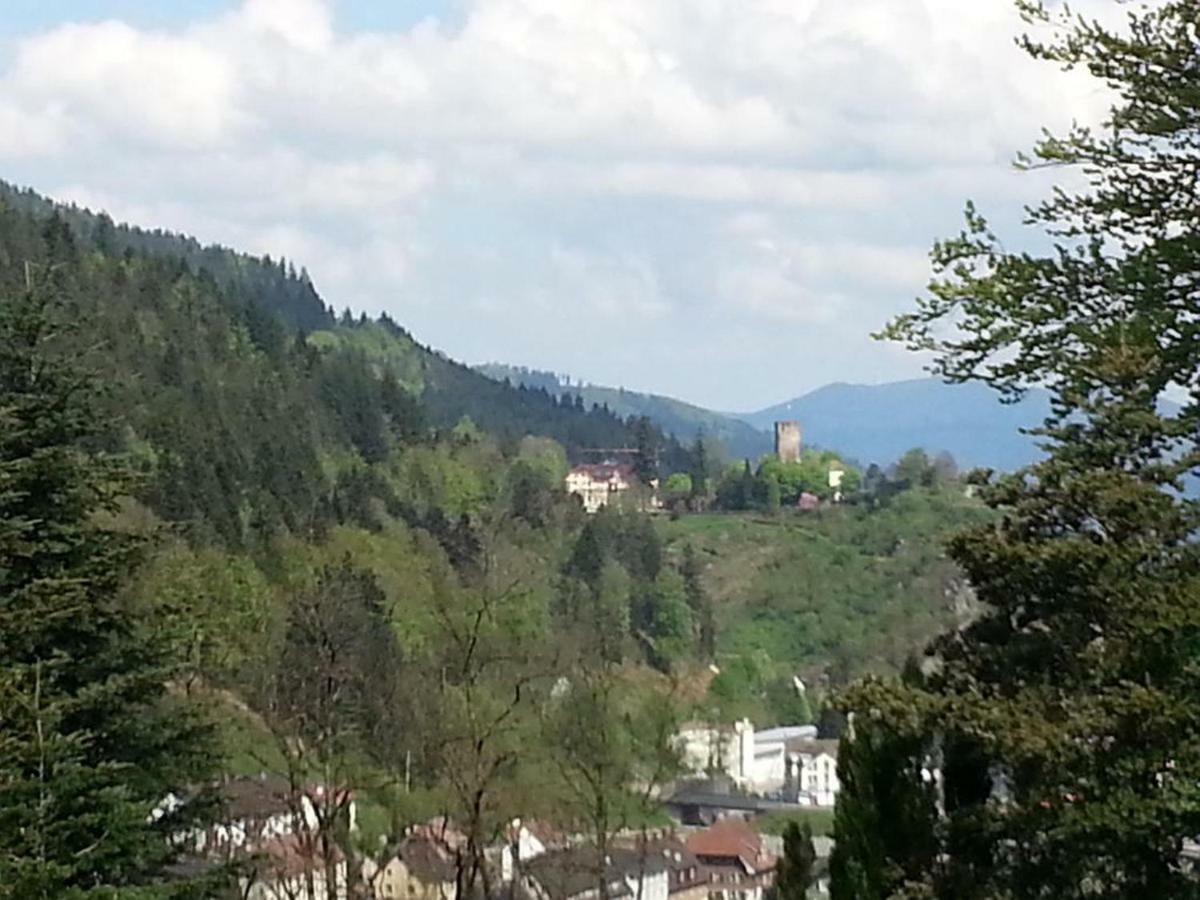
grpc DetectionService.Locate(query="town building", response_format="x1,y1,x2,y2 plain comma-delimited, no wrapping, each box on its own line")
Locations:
675,720,819,796
160,774,358,900
827,466,845,503
629,836,709,900
369,835,458,900
172,774,357,860
565,463,637,513
685,820,776,900
244,834,349,900
784,739,841,808
525,845,668,900
501,819,563,883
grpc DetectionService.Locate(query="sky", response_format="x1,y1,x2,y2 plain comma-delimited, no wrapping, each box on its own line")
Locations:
0,0,1110,411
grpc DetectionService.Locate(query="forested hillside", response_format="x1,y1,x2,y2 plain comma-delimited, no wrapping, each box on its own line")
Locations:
0,179,989,894
0,179,985,709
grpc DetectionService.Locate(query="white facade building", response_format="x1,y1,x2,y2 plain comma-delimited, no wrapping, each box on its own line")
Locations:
785,740,841,808
565,463,636,513
500,819,556,882
675,721,821,796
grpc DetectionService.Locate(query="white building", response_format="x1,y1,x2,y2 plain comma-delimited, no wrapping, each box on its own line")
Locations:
500,818,560,882
565,463,637,513
175,776,358,858
675,721,820,796
828,467,845,503
785,739,841,808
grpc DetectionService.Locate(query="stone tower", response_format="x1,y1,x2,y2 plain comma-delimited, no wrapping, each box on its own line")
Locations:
774,421,801,463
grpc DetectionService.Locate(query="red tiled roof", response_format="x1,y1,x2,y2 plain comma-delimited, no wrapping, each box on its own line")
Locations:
685,820,774,874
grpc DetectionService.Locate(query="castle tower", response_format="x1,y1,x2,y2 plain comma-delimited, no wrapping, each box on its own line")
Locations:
774,421,801,463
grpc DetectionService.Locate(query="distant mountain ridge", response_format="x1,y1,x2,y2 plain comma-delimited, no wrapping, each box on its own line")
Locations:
733,379,1051,472
476,363,772,459
479,364,1054,472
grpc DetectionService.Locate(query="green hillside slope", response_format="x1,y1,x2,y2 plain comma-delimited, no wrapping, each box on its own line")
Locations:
659,487,993,723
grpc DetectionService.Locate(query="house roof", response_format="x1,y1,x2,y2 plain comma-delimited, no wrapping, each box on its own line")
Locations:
526,847,644,900
506,818,566,848
755,726,817,744
216,774,356,821
685,820,775,874
783,738,839,758
220,774,293,820
628,837,705,890
409,816,470,851
567,463,635,483
397,835,459,885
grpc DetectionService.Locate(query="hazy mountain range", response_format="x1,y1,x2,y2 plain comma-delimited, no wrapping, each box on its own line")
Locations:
479,364,1053,471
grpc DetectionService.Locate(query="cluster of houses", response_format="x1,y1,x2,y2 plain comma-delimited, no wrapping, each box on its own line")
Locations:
164,774,355,898
165,772,794,900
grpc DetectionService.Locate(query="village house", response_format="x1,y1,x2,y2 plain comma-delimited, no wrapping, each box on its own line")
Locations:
176,774,359,858
675,721,819,796
525,845,668,900
685,820,776,900
243,834,349,900
173,774,292,857
157,774,359,900
500,818,562,883
628,836,709,900
368,834,458,900
565,462,638,513
784,740,840,808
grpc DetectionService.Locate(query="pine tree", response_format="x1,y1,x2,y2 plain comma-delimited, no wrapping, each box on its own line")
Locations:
775,821,817,900
829,720,937,900
632,416,659,485
863,1,1200,895
688,435,709,509
681,544,715,661
0,284,223,897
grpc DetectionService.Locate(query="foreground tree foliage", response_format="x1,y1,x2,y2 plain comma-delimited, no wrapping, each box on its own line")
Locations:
0,283,222,897
828,718,936,900
774,820,818,900
846,1,1200,897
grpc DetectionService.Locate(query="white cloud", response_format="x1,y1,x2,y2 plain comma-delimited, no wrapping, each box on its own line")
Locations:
11,21,243,150
236,0,334,52
0,0,1116,408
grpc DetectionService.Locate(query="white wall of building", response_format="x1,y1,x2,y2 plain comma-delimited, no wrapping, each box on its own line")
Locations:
623,866,669,900
677,721,828,795
791,752,839,808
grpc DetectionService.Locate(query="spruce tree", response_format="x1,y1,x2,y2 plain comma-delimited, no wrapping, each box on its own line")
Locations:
829,719,937,900
0,284,222,897
775,821,817,900
860,0,1200,895
681,544,715,660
